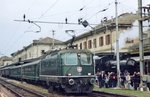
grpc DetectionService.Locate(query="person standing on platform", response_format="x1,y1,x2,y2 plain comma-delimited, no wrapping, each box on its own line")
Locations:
98,71,105,88
125,73,131,89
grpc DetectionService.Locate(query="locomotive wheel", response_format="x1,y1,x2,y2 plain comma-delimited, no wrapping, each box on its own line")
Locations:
48,85,54,93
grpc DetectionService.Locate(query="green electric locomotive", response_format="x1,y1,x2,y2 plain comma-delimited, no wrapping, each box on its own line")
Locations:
40,49,95,93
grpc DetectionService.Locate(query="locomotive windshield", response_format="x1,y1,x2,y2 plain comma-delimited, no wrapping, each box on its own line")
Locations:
61,52,78,65
80,53,92,65
61,52,92,65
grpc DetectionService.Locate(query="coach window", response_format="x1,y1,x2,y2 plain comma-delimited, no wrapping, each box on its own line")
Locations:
50,54,57,65
61,54,65,65
46,55,51,59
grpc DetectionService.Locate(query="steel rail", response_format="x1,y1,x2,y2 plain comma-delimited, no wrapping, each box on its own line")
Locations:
0,78,47,97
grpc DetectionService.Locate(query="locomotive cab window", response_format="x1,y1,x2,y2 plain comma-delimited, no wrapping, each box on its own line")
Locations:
61,52,92,65
80,53,92,65
61,53,78,65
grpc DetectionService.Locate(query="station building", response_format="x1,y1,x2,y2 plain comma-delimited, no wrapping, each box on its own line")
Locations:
0,56,12,67
11,37,66,62
66,13,140,55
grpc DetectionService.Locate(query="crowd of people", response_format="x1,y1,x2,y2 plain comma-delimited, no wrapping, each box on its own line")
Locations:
96,70,145,90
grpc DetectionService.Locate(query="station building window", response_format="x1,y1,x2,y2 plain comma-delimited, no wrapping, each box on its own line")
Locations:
88,40,92,49
41,50,45,54
80,43,82,49
125,38,134,43
76,44,78,49
84,41,87,49
93,38,97,48
99,36,103,46
106,34,110,45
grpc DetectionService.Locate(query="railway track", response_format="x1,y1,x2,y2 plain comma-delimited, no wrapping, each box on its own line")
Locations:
0,78,47,97
89,91,136,97
0,77,136,97
57,91,136,97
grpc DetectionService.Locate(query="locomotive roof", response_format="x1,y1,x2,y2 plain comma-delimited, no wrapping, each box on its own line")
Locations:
40,49,92,59
21,60,40,67
58,49,92,54
44,48,92,55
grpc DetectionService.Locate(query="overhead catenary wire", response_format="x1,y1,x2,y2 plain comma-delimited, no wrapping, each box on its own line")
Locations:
23,0,96,35
38,0,60,19
85,1,114,21
23,0,59,34
14,19,150,28
32,0,111,21
79,0,96,11
11,0,98,53
14,19,98,25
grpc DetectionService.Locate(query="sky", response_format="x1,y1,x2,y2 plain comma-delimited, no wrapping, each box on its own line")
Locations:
0,0,149,56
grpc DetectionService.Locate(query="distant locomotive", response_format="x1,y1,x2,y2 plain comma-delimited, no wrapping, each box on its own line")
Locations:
95,54,150,87
0,48,95,93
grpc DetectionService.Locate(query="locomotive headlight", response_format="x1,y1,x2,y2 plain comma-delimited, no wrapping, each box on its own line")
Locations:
68,73,72,76
88,73,91,76
77,66,82,73
90,78,95,84
68,79,75,85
